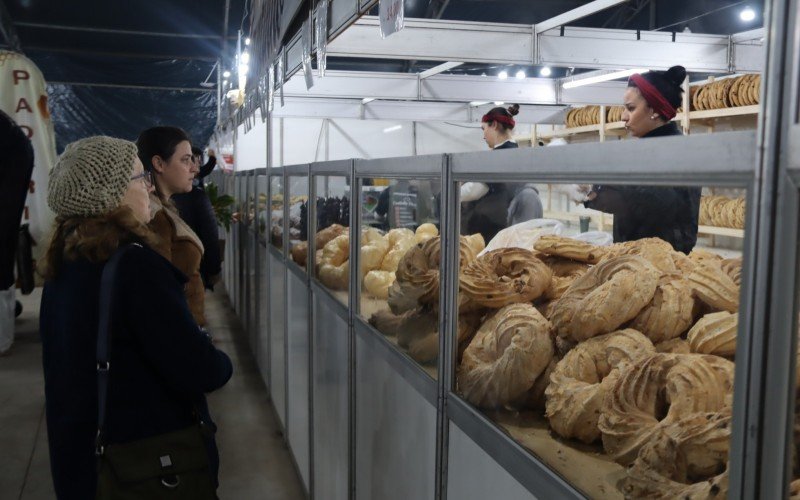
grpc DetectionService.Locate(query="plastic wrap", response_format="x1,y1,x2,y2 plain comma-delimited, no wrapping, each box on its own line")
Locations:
379,0,405,38
480,219,565,256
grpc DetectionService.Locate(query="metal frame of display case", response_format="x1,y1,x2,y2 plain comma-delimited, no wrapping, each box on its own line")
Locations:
308,158,354,500
283,163,312,496
267,167,288,436
253,168,269,384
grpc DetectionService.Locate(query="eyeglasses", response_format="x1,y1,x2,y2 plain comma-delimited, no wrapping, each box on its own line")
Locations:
130,170,154,187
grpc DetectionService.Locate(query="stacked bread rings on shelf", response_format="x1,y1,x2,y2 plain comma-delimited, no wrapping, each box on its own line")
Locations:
699,195,746,229
352,225,765,497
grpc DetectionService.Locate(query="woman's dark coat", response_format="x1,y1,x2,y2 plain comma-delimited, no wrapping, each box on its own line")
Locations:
584,122,701,253
40,244,232,499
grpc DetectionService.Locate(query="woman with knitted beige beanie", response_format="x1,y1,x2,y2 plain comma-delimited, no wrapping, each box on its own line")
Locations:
136,126,209,326
40,136,232,498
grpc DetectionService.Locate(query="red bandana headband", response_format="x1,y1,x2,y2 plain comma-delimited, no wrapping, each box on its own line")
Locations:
482,113,515,128
629,73,677,121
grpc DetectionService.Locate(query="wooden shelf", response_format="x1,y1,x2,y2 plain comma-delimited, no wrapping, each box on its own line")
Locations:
544,210,744,238
531,105,759,141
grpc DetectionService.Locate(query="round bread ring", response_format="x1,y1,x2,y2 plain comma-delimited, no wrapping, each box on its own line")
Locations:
460,248,552,308
688,259,739,313
720,78,735,108
291,241,309,267
534,235,605,264
388,235,484,314
629,275,695,343
655,338,691,354
543,274,581,301
620,411,731,499
545,329,655,443
538,254,592,278
458,303,554,408
692,84,703,111
755,74,762,104
598,353,734,465
316,223,347,250
689,248,723,265
550,255,660,342
742,75,754,105
363,270,396,299
687,311,738,359
746,75,756,105
360,227,390,276
696,85,708,110
730,76,743,107
318,234,350,290
408,312,483,365
414,222,439,243
380,228,417,272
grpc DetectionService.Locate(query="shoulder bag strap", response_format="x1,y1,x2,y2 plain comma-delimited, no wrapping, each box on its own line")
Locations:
95,243,142,455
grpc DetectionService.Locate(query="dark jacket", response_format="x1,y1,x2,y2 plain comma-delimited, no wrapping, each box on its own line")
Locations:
40,244,233,500
461,141,544,242
194,156,217,190
173,187,223,290
584,122,701,253
0,111,34,290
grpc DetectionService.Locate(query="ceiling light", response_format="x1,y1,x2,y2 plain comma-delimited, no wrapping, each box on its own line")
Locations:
494,101,504,105
222,70,231,78
515,70,526,79
383,125,402,133
223,80,228,86
739,6,756,21
498,71,508,80
562,68,647,89
241,52,250,64
245,37,251,46
540,66,552,77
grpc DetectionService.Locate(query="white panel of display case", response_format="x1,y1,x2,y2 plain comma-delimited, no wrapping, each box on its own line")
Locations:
287,272,310,491
312,294,349,500
355,334,436,500
235,117,268,171
447,422,538,500
268,251,287,427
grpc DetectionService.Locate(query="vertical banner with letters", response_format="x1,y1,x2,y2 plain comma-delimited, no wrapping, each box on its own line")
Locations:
0,51,57,263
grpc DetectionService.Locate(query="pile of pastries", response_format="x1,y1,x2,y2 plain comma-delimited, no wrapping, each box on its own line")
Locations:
308,223,440,294
690,74,761,110
700,195,746,229
370,232,755,498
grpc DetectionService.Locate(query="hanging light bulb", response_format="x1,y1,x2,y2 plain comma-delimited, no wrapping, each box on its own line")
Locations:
739,6,756,21
223,70,231,78
245,37,251,46
540,66,552,77
515,70,526,79
241,52,250,64
498,71,508,80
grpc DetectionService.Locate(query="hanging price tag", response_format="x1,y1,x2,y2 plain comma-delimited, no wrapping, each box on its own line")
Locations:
379,0,404,38
301,18,314,89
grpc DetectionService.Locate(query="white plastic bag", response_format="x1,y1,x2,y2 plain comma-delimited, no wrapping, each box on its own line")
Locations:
0,287,15,354
572,231,613,247
481,219,564,256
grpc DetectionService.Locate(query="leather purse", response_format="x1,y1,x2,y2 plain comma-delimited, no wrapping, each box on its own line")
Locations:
94,244,218,499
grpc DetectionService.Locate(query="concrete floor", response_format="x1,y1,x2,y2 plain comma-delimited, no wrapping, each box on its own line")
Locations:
0,286,304,500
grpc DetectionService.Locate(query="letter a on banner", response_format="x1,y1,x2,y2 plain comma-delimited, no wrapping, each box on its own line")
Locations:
0,51,57,265
379,0,405,38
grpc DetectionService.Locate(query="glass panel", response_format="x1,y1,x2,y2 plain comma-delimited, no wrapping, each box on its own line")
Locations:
313,175,350,305
257,175,268,246
358,177,442,379
270,175,284,252
288,175,310,270
453,176,745,498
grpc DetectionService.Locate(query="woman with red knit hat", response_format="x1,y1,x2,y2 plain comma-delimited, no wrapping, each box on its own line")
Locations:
461,104,543,243
583,65,701,253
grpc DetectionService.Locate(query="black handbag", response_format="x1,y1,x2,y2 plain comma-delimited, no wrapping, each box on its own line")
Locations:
94,244,219,499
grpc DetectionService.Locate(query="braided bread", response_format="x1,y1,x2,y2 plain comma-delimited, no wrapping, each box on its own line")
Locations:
629,275,696,343
598,353,734,465
534,235,605,264
550,255,660,342
545,329,655,443
688,259,740,313
687,311,738,359
458,303,554,408
460,248,552,308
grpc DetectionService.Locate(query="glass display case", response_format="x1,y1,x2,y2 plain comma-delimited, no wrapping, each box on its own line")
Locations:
311,172,351,305
444,132,755,498
270,174,285,252
357,172,442,380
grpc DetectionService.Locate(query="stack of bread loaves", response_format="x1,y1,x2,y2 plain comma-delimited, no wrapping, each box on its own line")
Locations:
443,234,755,498
699,195,746,229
